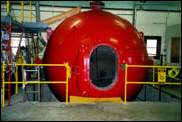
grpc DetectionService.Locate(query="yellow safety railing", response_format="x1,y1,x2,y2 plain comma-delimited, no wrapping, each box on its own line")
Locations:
153,59,171,66
151,59,181,81
2,61,71,107
124,64,181,105
6,1,34,22
149,67,181,81
30,1,32,22
7,1,10,14
21,1,24,22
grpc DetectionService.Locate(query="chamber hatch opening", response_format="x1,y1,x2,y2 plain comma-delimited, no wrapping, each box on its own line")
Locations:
90,45,117,89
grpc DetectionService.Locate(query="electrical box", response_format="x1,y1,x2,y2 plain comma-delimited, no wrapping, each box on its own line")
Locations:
158,68,166,83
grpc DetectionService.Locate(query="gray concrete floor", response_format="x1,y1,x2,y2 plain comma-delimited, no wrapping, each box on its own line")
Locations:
1,102,181,121
1,88,181,121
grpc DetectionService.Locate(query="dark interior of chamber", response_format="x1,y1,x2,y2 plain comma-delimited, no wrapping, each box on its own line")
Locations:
90,46,117,88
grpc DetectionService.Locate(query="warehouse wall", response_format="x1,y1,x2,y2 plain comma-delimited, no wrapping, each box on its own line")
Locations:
136,11,181,62
166,24,181,63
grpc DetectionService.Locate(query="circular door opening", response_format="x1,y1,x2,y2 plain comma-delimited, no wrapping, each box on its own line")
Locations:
90,45,117,89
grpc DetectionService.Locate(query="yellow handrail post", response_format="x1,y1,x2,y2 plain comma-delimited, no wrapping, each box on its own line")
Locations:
7,1,10,14
65,62,69,105
30,1,32,22
153,67,155,87
2,62,5,107
124,64,128,105
15,64,18,94
153,60,155,87
21,1,24,22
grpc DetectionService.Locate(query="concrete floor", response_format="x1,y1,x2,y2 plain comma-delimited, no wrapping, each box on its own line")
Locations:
1,102,181,121
1,89,181,121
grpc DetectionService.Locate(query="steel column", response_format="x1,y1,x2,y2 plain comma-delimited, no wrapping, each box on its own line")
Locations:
132,1,136,27
35,1,42,43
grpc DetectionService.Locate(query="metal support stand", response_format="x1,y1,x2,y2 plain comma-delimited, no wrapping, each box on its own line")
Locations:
159,56,163,101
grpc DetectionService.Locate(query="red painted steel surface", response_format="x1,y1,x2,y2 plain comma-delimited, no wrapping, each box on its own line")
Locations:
43,8,148,101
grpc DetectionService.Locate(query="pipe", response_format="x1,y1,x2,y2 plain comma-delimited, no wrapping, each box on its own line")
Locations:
1,3,181,13
132,1,136,27
136,2,181,6
7,1,9,14
37,35,47,47
30,1,32,22
35,1,40,22
21,1,24,22
36,1,42,40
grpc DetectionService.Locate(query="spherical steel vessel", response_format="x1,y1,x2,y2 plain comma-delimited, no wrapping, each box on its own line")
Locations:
43,4,148,101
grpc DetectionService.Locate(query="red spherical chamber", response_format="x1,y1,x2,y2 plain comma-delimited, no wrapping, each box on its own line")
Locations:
43,6,149,101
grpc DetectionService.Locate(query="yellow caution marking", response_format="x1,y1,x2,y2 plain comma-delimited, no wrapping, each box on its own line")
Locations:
70,96,123,104
158,68,166,83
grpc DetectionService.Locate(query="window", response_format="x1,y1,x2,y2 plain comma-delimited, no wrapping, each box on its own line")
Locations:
146,39,157,56
90,45,117,89
11,33,26,55
144,36,161,59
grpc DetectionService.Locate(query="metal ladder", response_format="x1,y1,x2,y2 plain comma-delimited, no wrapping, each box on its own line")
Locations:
22,66,41,102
